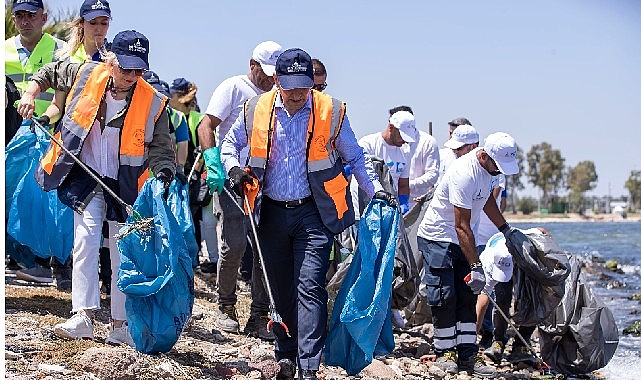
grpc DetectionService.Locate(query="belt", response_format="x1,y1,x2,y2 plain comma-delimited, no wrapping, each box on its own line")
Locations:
265,196,313,209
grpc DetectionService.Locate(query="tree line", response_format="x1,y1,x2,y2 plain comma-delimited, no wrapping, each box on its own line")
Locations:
506,142,641,214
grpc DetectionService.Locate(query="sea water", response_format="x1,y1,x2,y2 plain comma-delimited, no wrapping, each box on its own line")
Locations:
513,221,641,379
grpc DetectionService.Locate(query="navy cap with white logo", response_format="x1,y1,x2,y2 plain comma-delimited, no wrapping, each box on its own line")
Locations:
275,48,314,90
12,0,43,13
111,30,149,70
142,71,170,97
80,0,111,20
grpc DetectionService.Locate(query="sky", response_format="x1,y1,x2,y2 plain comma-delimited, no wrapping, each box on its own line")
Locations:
34,0,641,198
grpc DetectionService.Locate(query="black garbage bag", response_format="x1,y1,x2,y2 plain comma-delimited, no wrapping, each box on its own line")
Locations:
538,255,619,374
505,229,571,326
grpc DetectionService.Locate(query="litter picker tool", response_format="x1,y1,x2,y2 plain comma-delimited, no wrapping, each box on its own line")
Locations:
469,278,552,374
222,185,291,336
30,119,154,238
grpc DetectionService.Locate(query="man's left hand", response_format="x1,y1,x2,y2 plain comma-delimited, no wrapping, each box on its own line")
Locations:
465,266,486,294
373,190,399,208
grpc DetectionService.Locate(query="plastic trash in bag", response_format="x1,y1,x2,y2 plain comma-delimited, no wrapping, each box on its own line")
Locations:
325,199,399,375
538,255,619,374
505,228,571,326
7,125,73,264
117,179,195,354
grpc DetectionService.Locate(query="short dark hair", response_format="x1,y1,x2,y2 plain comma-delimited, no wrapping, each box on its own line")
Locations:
389,105,413,116
312,58,326,76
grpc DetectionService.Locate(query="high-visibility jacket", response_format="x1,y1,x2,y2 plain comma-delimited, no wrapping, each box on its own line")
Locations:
187,109,204,146
5,34,60,116
245,89,354,234
35,61,167,206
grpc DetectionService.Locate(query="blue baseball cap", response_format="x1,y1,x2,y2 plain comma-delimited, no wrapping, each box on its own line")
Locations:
275,48,314,90
80,0,111,20
111,30,149,70
12,0,43,13
143,71,170,97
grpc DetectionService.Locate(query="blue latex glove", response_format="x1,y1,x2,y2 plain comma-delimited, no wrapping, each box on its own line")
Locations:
343,164,352,178
203,147,225,194
398,194,410,214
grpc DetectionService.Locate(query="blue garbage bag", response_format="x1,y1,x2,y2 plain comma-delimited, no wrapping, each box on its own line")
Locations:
117,179,195,354
166,180,199,268
6,125,74,264
325,199,399,375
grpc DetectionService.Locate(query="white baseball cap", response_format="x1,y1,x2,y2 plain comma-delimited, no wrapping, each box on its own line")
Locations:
484,132,519,175
389,110,416,143
252,41,283,76
444,124,479,149
480,233,513,282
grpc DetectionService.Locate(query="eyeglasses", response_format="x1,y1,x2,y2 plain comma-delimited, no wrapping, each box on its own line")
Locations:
313,82,327,91
117,66,146,77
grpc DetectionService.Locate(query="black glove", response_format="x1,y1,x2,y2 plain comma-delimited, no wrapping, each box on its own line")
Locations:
499,222,516,239
228,166,254,197
30,115,50,133
373,190,398,208
156,168,174,200
175,164,187,184
465,264,486,295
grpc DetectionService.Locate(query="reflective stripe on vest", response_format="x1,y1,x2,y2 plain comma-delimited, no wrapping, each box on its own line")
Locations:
5,34,58,116
36,62,166,203
246,89,354,234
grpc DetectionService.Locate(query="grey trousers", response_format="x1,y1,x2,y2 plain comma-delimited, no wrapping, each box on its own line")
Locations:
213,183,268,316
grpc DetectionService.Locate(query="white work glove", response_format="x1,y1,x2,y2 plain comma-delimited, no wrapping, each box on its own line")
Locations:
465,264,486,295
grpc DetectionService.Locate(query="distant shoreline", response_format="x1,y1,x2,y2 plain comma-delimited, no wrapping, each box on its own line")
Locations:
506,212,641,223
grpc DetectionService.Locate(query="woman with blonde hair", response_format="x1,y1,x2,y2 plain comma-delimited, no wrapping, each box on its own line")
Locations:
58,0,111,63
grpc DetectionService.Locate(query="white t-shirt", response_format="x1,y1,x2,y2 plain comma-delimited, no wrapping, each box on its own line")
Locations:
205,74,262,151
79,92,126,179
403,130,439,202
417,148,494,244
476,174,506,246
358,132,410,192
438,147,457,184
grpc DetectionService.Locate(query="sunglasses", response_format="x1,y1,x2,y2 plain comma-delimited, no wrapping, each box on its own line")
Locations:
117,66,146,76
313,82,327,91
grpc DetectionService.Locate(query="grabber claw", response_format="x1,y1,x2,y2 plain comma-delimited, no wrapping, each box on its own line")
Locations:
266,314,291,337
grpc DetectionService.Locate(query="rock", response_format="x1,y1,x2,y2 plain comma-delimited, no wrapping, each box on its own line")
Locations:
604,259,619,270
248,359,280,379
360,359,398,379
76,347,158,380
427,364,446,379
623,320,641,335
38,363,71,374
5,350,22,360
415,342,430,358
629,293,641,301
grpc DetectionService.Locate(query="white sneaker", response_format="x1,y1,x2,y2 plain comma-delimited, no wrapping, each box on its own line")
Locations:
54,311,94,340
106,322,135,347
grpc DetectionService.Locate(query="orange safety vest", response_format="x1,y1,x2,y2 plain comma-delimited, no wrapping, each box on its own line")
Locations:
35,61,166,206
245,89,354,234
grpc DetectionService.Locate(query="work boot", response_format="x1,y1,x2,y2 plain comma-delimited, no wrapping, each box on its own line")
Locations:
244,315,275,341
507,345,536,366
433,350,458,374
16,265,53,284
298,369,318,380
276,358,296,380
53,266,72,292
458,355,498,378
214,305,240,333
484,340,505,363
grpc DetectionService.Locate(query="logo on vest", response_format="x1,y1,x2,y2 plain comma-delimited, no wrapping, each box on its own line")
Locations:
286,60,307,73
128,39,147,54
313,135,327,153
91,0,108,10
133,129,145,147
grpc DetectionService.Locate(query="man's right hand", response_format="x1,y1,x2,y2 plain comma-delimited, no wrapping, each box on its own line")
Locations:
465,266,486,294
373,190,399,208
203,147,225,194
228,166,255,197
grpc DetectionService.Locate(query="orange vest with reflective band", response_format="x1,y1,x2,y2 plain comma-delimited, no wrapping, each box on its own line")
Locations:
35,62,167,206
245,89,355,234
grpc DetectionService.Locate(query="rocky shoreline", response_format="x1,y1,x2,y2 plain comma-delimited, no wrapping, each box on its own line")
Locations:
506,212,640,224
5,266,609,380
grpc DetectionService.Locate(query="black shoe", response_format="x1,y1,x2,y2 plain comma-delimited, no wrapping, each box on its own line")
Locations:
199,261,217,274
276,359,296,380
479,330,493,349
299,369,318,380
53,267,72,292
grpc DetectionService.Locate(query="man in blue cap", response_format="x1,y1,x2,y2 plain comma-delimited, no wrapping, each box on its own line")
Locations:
220,47,396,380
